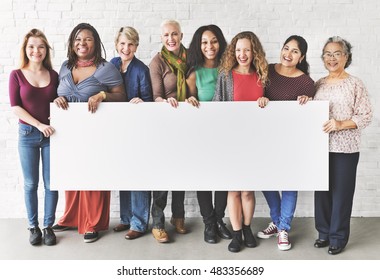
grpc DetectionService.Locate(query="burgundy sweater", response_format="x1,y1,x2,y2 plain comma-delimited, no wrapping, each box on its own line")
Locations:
264,64,315,100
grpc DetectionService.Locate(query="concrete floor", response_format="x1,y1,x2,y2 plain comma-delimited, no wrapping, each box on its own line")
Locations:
1,217,379,260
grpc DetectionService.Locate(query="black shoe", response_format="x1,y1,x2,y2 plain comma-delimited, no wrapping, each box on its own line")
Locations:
29,227,42,245
204,223,217,244
228,230,243,253
328,246,343,255
242,224,257,248
314,239,329,248
84,232,99,243
51,224,71,232
43,227,57,246
217,220,232,239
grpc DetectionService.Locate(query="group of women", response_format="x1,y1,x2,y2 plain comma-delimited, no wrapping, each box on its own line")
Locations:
9,19,372,256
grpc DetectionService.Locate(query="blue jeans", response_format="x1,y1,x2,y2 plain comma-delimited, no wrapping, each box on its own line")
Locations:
262,191,298,231
119,191,151,232
18,123,58,228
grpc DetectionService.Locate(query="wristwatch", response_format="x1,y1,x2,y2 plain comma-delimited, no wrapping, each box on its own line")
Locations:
99,91,106,101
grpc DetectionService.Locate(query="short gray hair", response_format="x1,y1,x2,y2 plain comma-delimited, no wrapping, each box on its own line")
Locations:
160,19,182,34
322,36,352,68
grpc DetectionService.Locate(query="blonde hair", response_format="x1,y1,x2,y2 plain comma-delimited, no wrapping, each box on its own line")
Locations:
160,19,182,34
19,28,53,70
115,26,139,48
219,31,268,86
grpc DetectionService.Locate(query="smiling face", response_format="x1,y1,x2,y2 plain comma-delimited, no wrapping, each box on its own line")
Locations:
116,34,137,63
201,30,220,62
235,38,253,69
25,36,47,64
161,23,182,55
322,42,348,74
280,39,304,68
73,29,95,60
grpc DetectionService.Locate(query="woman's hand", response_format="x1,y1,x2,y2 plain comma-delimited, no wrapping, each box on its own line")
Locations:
166,97,179,108
54,96,69,110
297,95,312,105
130,97,143,104
323,119,342,133
88,92,105,113
186,96,199,108
36,123,55,138
258,97,269,108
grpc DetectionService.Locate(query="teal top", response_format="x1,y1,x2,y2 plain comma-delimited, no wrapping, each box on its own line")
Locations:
195,67,218,101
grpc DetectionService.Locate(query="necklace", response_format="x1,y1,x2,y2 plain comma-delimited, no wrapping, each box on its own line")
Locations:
76,58,95,68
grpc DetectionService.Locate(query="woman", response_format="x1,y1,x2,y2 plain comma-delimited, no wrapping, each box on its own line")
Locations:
255,35,315,251
110,26,153,240
313,36,372,255
186,24,232,244
149,19,194,243
9,29,59,246
213,31,269,253
52,23,126,243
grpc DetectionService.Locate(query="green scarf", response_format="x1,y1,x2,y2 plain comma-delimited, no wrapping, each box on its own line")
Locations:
161,44,187,101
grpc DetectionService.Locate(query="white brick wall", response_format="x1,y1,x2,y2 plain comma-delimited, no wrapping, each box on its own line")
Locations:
1,0,379,219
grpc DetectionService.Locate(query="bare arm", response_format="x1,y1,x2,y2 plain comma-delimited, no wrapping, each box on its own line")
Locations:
12,106,55,137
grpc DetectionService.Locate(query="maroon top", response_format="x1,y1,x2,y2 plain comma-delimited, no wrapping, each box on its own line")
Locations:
9,69,58,125
265,64,315,100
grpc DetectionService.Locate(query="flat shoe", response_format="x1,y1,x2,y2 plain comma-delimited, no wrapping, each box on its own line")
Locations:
125,230,144,240
113,224,130,232
328,246,343,255
314,239,329,248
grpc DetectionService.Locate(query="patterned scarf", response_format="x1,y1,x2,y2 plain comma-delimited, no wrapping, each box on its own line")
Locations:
161,44,187,101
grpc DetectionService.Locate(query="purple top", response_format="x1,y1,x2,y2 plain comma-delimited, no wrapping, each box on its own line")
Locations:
264,64,315,100
9,69,59,125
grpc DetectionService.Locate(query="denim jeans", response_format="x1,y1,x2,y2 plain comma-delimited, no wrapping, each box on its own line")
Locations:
18,123,58,228
119,191,151,232
262,191,298,231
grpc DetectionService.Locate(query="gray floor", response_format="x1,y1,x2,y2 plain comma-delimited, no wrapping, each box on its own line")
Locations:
1,217,379,260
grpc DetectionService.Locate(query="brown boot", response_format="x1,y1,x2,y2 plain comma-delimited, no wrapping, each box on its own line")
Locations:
152,228,169,243
170,217,187,234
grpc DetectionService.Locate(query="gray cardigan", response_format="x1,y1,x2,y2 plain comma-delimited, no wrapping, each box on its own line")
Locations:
213,70,234,101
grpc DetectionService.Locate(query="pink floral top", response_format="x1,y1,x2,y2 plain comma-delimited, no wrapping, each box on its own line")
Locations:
314,75,372,153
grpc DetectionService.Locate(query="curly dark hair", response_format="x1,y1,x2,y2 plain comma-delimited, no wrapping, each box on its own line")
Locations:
66,23,106,70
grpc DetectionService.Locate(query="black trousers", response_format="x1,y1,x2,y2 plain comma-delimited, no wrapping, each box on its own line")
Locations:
151,191,185,228
314,152,359,248
197,191,228,225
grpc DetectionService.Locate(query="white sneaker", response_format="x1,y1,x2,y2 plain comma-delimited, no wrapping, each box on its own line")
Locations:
277,230,291,251
257,222,277,239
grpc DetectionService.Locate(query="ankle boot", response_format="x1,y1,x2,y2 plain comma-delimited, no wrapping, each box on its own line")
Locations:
242,224,257,248
204,223,217,244
228,230,243,253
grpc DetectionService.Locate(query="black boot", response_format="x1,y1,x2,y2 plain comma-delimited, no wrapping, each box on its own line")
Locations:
204,223,217,244
228,230,243,253
243,224,257,248
216,219,232,239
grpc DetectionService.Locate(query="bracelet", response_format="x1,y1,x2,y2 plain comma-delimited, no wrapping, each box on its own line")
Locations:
100,91,106,101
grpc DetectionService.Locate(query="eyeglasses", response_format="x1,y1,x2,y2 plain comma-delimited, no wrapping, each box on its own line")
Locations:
322,51,345,59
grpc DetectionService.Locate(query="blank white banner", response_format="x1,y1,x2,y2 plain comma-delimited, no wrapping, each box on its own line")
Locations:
50,101,329,191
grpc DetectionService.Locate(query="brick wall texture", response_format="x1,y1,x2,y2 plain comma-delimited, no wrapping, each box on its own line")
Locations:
1,0,379,219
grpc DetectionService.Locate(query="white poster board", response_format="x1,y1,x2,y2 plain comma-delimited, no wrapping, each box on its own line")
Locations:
50,101,329,191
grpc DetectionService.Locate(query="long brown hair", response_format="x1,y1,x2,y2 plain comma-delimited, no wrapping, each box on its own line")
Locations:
219,31,268,86
19,28,53,70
